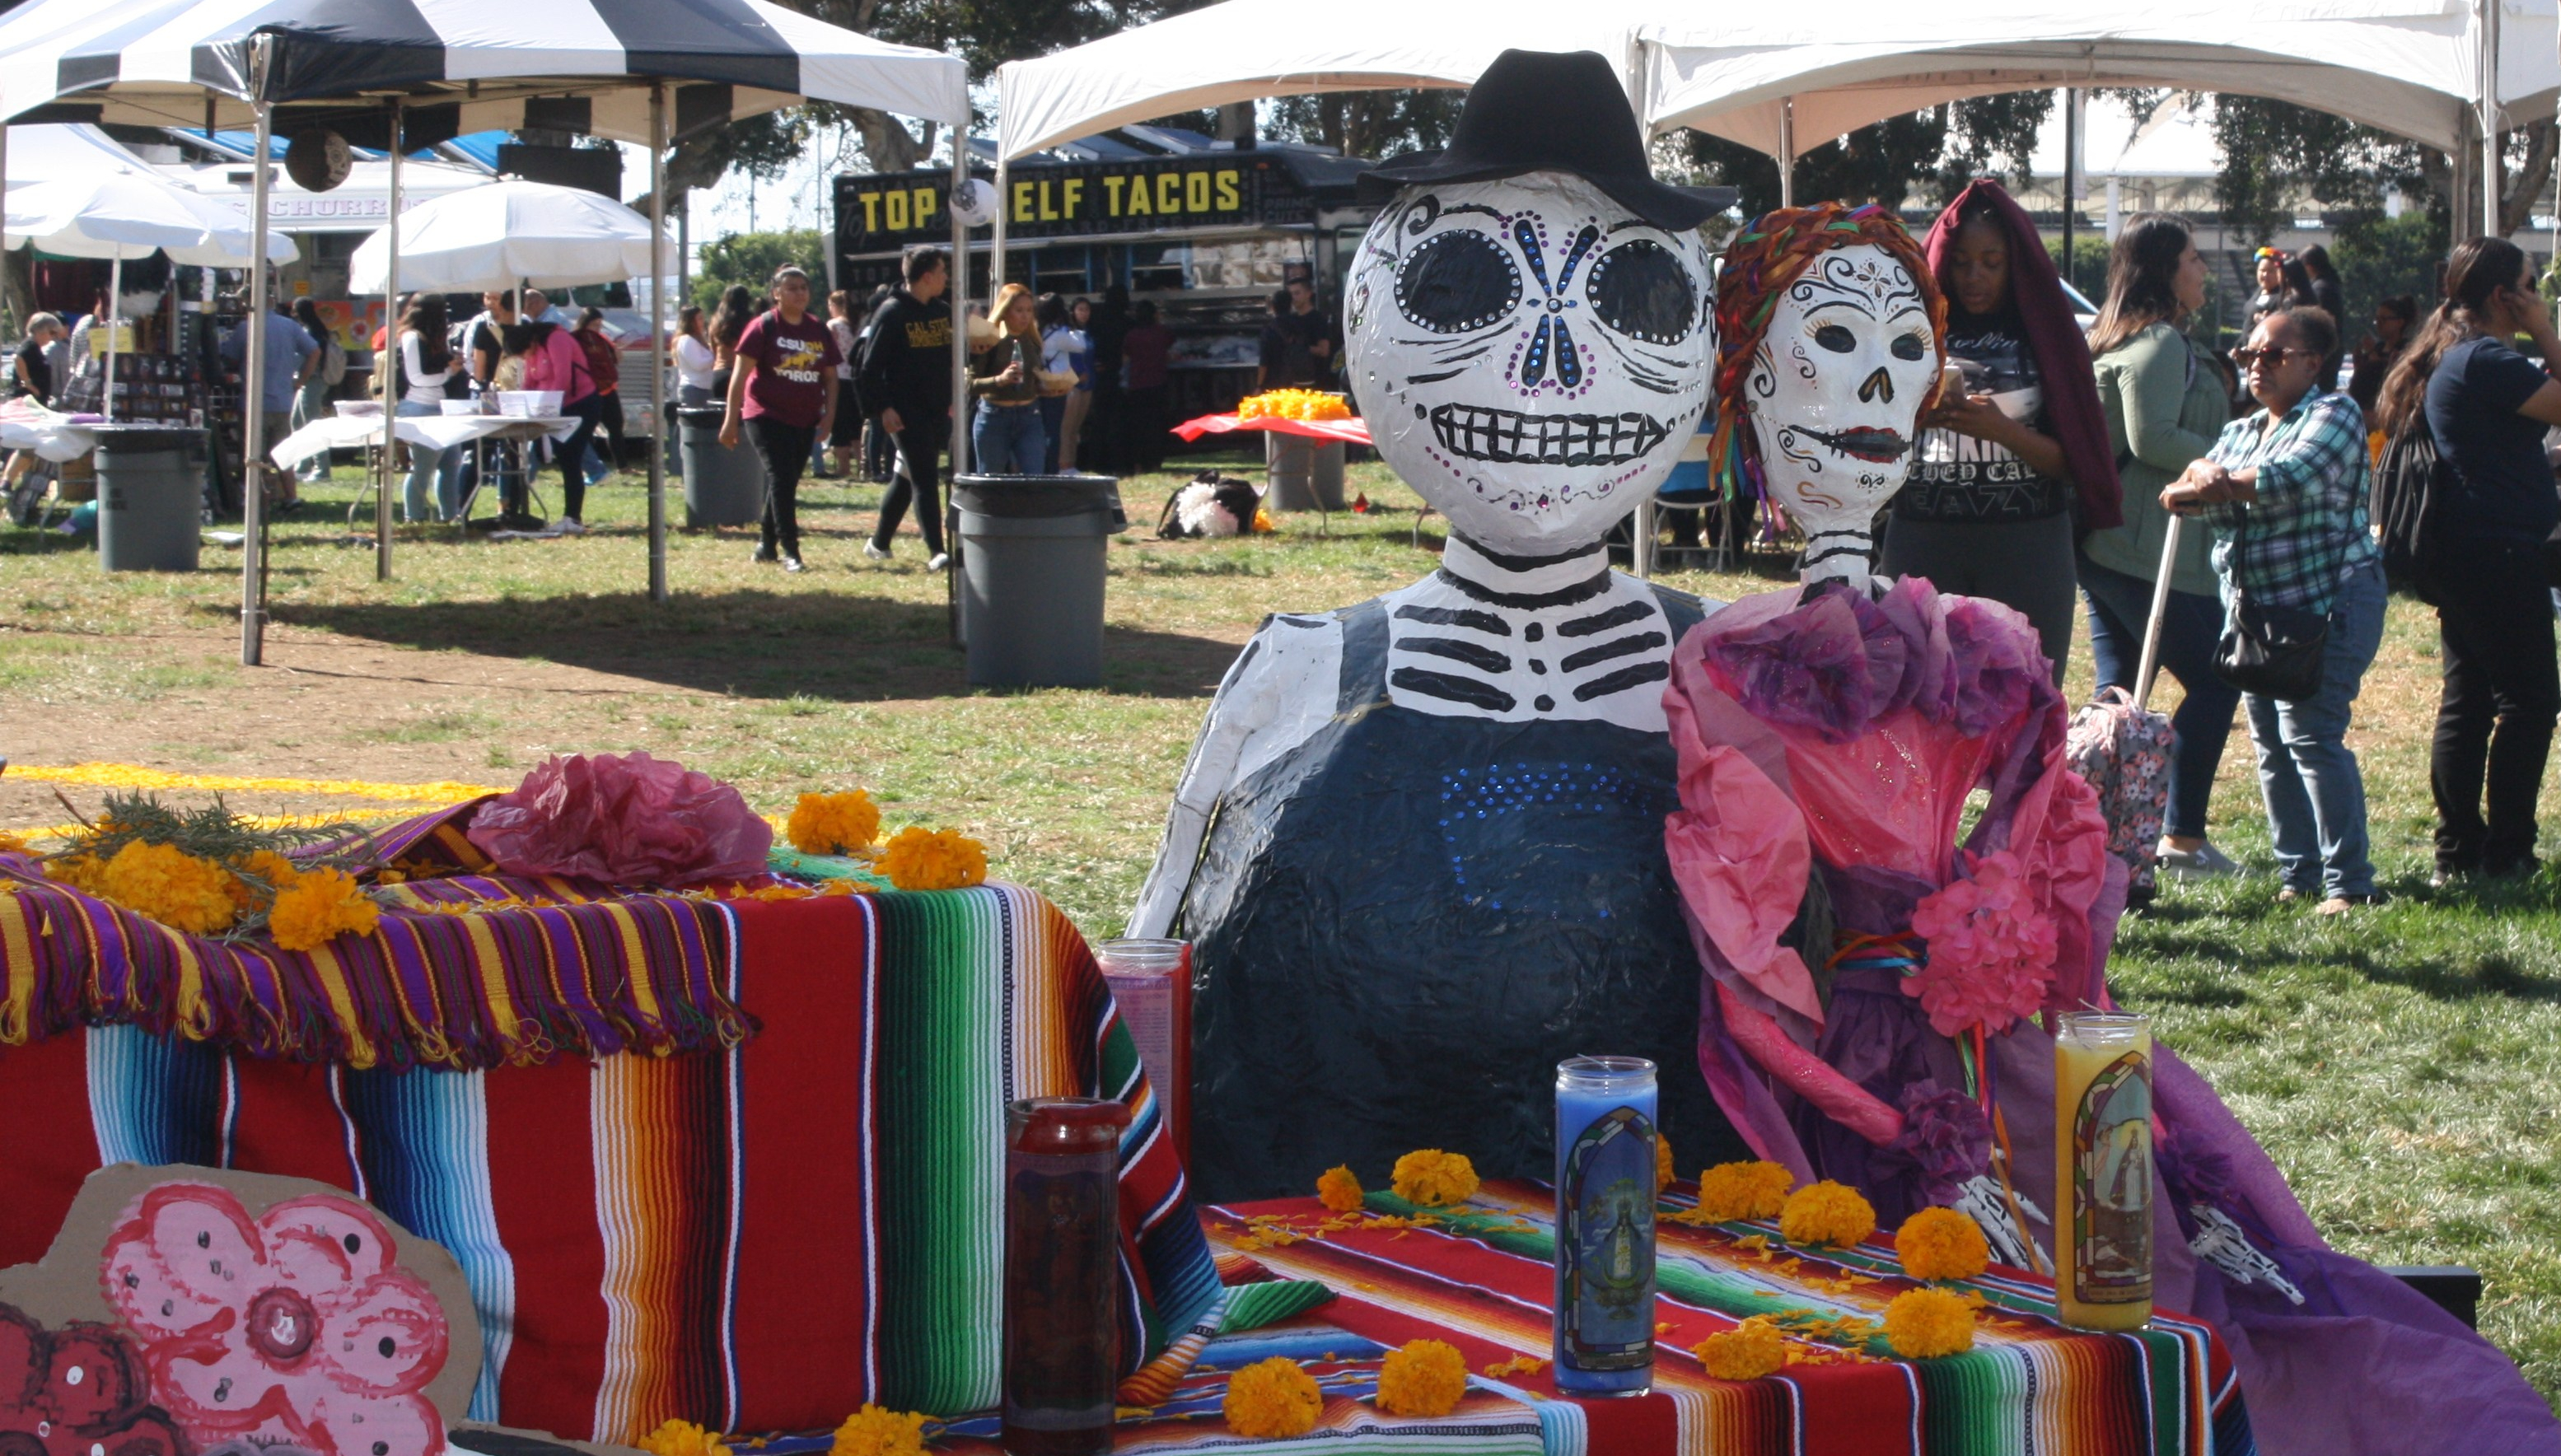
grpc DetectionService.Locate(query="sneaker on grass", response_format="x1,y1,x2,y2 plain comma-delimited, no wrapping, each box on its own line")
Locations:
2157,841,2239,880
927,552,951,572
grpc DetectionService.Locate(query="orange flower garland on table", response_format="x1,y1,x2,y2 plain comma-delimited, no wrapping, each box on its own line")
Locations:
1390,1149,1479,1207
1236,389,1350,422
268,866,382,952
1694,1160,1796,1221
787,790,881,856
1656,1136,1675,1192
1375,1339,1468,1417
1222,1356,1322,1438
1316,1164,1365,1214
637,1421,729,1456
826,1404,929,1456
1895,1206,1990,1282
1778,1180,1876,1248
875,825,988,891
1883,1286,1977,1357
99,842,240,935
1694,1316,1789,1381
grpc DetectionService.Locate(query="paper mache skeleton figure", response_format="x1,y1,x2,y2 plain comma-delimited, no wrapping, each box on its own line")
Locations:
1129,49,1748,1202
1667,203,2561,1455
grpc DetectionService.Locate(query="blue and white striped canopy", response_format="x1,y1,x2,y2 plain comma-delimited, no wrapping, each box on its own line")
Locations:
0,0,968,138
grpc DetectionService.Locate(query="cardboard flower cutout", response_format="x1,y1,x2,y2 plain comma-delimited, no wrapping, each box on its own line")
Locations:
100,1186,447,1456
0,1303,185,1456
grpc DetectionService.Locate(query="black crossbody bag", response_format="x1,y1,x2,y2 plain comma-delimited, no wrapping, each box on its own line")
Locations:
2213,503,2330,702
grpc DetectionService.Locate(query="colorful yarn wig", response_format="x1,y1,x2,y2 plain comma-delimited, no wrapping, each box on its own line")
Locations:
1708,203,1949,511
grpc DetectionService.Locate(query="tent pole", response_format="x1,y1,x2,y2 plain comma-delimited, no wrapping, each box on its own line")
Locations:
379,95,401,581
1,127,10,334
242,76,275,668
1777,98,1795,209
991,151,1007,292
2062,88,2077,293
2480,0,2503,239
648,80,670,604
104,256,119,422
950,121,970,479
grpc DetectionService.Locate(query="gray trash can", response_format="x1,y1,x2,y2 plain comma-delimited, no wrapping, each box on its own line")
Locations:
950,474,1119,688
94,424,206,572
677,406,764,527
1264,432,1345,511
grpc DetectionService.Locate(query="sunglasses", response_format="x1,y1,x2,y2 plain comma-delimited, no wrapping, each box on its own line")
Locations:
2232,345,2316,366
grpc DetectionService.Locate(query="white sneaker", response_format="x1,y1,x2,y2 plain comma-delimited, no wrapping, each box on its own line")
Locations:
926,552,951,572
2157,841,2239,880
556,517,586,535
862,541,891,562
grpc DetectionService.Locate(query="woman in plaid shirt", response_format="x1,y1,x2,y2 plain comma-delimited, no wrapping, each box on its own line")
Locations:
2161,306,2386,914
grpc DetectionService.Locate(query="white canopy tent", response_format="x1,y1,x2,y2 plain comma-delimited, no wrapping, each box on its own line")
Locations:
0,0,969,666
348,179,669,295
6,165,296,422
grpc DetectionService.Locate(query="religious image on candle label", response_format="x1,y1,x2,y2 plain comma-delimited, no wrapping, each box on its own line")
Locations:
2070,1053,2154,1306
1559,1106,1657,1368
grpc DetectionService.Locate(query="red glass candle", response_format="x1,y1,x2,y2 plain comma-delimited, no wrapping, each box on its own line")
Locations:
1003,1096,1129,1455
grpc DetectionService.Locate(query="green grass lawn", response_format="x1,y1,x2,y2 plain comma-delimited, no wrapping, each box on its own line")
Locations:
3,446,2557,1409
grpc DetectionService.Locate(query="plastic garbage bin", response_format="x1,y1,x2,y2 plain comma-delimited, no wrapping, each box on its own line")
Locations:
94,424,206,572
677,407,764,527
949,474,1119,688
1264,432,1345,511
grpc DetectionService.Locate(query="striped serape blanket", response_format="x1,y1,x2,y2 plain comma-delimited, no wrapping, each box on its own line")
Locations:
1196,1181,2255,1456
0,884,1222,1444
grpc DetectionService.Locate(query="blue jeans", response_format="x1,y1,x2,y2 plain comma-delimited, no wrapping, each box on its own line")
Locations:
2241,557,2386,897
2080,551,2243,841
971,400,1045,476
292,376,334,480
395,401,461,522
1038,394,1068,473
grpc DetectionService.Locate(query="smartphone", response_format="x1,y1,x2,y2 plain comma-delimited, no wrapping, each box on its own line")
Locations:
1938,362,1965,399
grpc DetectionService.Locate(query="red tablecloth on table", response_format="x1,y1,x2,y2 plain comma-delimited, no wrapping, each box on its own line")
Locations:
1170,412,1371,446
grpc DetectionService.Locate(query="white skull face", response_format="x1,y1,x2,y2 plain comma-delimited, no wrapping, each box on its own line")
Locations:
1745,242,1940,581
1345,174,1713,554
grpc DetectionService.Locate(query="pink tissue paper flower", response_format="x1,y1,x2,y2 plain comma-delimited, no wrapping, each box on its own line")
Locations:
100,1184,448,1456
465,750,773,886
1904,849,2059,1036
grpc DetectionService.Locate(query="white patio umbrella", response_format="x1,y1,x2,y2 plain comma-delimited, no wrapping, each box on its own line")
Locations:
348,180,669,296
7,163,297,420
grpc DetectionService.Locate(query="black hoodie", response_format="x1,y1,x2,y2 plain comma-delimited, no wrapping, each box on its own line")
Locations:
854,288,953,425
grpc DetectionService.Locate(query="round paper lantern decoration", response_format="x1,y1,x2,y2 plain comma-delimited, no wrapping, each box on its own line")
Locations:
949,179,998,228
285,128,353,193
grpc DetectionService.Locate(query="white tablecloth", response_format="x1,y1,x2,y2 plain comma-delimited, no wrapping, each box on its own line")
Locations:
0,404,98,463
268,412,577,469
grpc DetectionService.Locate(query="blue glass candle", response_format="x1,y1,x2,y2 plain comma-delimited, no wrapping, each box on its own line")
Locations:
1554,1056,1657,1396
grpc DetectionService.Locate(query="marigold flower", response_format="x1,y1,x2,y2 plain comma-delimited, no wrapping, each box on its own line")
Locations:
1694,1316,1788,1381
1390,1149,1479,1208
787,791,882,856
1778,1180,1876,1248
0,831,32,856
1656,1136,1675,1192
638,1420,728,1456
1883,1286,1976,1358
268,866,381,952
99,841,237,934
1895,1206,1990,1282
1222,1356,1322,1439
1375,1338,1467,1416
43,853,110,896
1316,1164,1365,1214
826,1403,928,1456
1695,1160,1796,1221
875,825,988,891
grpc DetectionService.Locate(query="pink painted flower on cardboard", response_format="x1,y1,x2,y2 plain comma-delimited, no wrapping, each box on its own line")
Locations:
0,1301,187,1456
97,1186,447,1456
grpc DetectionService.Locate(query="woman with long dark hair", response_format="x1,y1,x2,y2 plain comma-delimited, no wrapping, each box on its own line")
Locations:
1881,179,2121,681
708,283,755,399
393,295,461,521
2374,236,2561,881
2347,294,2417,419
2079,215,2241,880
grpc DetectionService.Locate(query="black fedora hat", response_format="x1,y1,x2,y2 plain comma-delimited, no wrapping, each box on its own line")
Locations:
1358,49,1723,231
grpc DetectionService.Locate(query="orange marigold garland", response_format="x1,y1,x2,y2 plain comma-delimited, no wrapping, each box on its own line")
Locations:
1374,1338,1468,1417
267,866,382,952
1694,1316,1789,1381
875,825,988,891
1390,1149,1479,1208
826,1404,928,1456
1316,1164,1365,1214
1895,1206,1989,1282
1695,1160,1796,1221
1883,1286,1976,1358
1222,1356,1322,1438
100,841,239,935
1656,1135,1675,1192
787,790,882,856
636,1421,728,1456
1778,1180,1876,1248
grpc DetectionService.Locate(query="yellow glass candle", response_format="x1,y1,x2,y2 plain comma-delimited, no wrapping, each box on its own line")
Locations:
2054,1012,2153,1331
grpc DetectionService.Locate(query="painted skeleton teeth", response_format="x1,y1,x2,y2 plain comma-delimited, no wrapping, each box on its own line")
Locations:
1427,404,1668,466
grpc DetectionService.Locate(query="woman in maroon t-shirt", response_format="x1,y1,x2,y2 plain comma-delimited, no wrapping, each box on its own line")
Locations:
721,266,841,571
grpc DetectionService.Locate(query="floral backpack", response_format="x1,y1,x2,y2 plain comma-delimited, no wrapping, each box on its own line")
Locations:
2066,687,2174,901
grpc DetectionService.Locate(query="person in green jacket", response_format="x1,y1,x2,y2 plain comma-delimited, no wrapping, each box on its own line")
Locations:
2079,216,2241,880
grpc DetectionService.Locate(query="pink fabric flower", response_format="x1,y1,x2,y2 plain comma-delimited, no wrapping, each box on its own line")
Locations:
1904,850,2059,1036
466,750,773,886
100,1185,448,1456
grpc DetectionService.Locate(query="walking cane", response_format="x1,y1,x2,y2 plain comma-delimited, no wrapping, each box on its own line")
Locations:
2133,513,2182,713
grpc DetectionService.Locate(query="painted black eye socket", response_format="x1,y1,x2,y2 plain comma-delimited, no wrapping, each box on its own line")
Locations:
1890,332,1928,362
1583,240,1695,344
1812,324,1857,353
1394,229,1521,334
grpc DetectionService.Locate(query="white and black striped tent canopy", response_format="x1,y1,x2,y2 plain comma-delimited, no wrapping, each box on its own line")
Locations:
0,0,970,140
